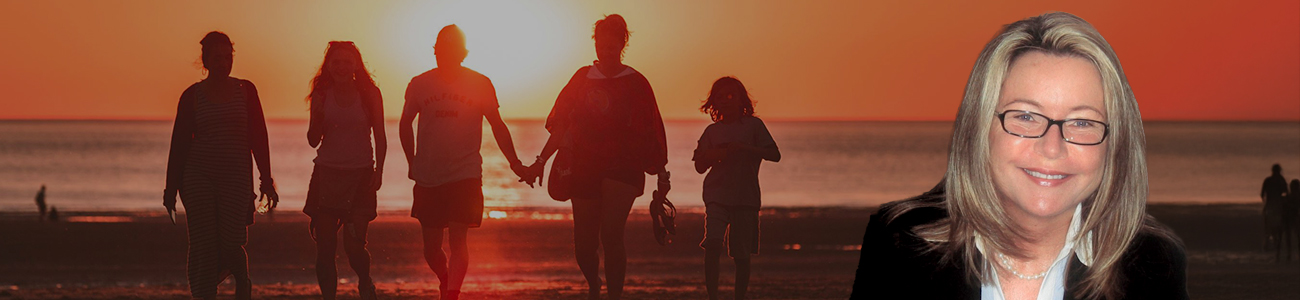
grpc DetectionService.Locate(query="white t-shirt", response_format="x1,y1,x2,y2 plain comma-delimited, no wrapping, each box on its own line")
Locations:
696,116,777,208
403,67,499,187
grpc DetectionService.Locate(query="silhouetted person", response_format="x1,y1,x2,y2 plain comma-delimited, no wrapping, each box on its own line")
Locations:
1289,180,1300,253
524,14,670,300
164,31,278,300
35,184,47,221
693,77,780,300
304,41,385,300
1262,163,1290,261
399,25,529,300
1287,179,1300,261
47,206,58,222
1263,164,1289,203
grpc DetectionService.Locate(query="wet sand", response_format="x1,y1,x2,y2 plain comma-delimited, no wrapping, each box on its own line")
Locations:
1,204,1297,299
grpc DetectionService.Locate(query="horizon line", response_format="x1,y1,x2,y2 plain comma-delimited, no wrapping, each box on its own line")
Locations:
2,116,1299,123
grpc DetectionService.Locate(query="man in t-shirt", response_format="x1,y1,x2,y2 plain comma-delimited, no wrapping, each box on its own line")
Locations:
399,24,528,300
1262,163,1291,260
1263,164,1289,205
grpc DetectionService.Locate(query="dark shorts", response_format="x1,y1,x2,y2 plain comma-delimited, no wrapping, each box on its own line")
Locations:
571,168,645,200
700,203,760,259
304,165,377,223
412,178,484,228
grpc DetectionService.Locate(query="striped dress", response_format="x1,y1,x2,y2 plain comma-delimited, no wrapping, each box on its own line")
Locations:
180,83,255,298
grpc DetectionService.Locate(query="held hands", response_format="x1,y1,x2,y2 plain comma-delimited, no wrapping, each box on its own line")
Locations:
511,160,536,188
515,156,546,188
530,159,546,186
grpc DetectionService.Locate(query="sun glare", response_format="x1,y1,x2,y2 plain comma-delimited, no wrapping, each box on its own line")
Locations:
384,1,587,116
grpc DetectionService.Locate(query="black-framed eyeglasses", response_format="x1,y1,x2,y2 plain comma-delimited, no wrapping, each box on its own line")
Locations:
996,110,1109,146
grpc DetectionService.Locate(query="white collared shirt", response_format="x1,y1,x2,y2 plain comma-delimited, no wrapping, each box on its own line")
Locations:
977,204,1094,300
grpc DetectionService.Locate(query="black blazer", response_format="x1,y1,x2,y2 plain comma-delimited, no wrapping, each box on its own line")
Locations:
850,189,1189,299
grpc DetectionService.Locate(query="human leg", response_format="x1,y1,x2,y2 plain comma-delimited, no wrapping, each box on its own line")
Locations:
216,197,252,300
571,196,603,299
735,257,751,300
1286,216,1296,261
312,217,344,299
599,179,639,300
700,204,732,300
341,221,374,299
724,206,760,300
705,244,722,300
225,244,251,300
446,222,470,299
413,182,452,295
181,176,221,299
421,226,448,292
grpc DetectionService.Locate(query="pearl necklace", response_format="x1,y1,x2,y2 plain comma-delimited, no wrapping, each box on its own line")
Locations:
995,252,1049,280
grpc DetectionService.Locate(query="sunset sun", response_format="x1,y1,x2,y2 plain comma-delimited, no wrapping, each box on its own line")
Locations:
384,0,588,113
0,1,1297,299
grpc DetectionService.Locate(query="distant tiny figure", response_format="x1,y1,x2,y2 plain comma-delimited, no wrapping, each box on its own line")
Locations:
399,24,529,300
164,31,278,300
1262,164,1289,203
304,41,386,300
47,206,59,222
692,76,780,300
35,184,47,221
1287,179,1300,261
1262,163,1290,261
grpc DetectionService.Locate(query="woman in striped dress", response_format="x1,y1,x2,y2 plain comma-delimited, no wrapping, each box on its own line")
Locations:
164,31,278,300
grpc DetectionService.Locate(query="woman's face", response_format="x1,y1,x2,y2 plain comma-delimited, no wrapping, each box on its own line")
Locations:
988,51,1107,224
202,44,233,78
594,34,624,64
326,51,357,82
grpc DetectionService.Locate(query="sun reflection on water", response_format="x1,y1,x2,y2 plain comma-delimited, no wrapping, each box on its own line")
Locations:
64,216,134,223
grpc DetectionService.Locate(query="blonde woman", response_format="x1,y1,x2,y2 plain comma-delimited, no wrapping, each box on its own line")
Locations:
851,12,1187,299
304,41,385,300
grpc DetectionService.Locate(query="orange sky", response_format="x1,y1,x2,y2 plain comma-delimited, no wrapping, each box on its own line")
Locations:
1,0,1296,121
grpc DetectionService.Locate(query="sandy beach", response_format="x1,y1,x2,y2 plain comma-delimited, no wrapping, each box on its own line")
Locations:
1,204,1297,299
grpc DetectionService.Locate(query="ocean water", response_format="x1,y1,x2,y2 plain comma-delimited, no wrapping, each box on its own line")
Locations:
0,120,1296,212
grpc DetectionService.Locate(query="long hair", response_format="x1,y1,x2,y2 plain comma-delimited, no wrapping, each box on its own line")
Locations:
700,76,755,122
306,41,380,119
888,12,1174,299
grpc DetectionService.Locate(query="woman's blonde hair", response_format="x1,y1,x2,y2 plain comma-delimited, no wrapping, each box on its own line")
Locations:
306,41,381,121
890,12,1174,299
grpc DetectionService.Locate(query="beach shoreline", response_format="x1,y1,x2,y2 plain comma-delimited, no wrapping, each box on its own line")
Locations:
3,204,1298,299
